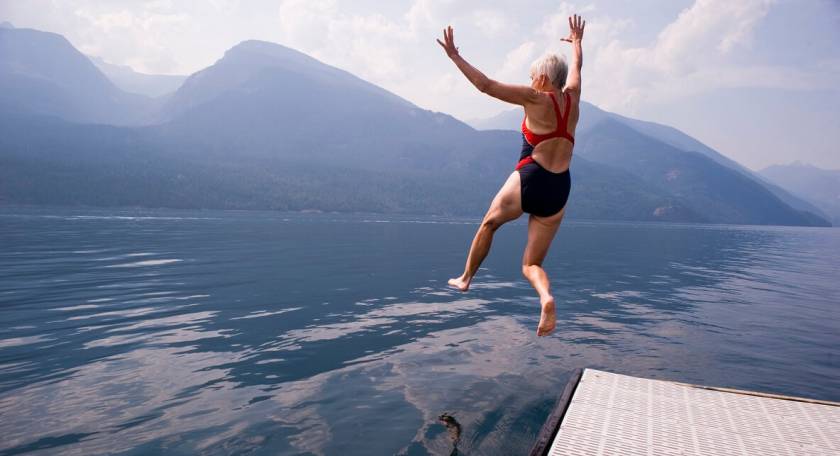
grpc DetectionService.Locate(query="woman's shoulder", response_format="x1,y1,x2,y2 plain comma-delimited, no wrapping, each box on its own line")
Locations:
562,88,581,103
532,90,557,107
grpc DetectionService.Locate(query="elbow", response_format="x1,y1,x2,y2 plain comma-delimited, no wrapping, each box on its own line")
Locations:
476,78,493,94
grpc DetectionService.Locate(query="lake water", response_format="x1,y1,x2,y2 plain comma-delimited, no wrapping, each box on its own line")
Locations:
1,208,838,455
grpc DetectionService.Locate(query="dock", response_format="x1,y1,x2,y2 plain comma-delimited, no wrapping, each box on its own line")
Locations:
531,368,840,456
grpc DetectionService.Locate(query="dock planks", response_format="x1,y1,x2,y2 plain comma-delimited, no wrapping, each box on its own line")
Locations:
532,369,840,456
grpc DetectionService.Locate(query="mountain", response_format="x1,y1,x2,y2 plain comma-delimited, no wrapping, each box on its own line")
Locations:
759,162,840,226
161,40,413,120
0,29,830,226
582,105,830,221
0,37,517,213
89,56,186,98
469,104,829,225
0,26,156,125
578,119,825,225
153,40,490,175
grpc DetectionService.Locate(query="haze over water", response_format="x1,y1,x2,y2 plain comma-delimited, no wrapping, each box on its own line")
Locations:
1,207,838,455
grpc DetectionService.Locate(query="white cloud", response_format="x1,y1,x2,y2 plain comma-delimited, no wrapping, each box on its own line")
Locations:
4,0,838,127
430,73,457,95
495,41,536,83
464,0,840,120
652,0,773,72
472,9,507,37
546,0,807,113
404,0,440,34
63,2,192,74
276,0,429,83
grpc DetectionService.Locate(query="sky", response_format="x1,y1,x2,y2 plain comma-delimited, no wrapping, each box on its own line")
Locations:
1,0,838,171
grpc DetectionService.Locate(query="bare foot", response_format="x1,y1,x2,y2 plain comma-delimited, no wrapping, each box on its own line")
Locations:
447,275,471,292
537,296,556,336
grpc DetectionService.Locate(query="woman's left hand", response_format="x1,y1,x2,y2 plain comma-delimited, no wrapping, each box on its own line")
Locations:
436,25,459,59
561,14,585,43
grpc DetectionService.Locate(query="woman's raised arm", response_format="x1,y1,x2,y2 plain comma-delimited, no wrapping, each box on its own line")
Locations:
437,26,540,106
561,15,585,95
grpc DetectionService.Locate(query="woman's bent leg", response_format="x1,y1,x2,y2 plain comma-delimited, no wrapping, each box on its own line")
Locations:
522,208,565,336
449,171,523,291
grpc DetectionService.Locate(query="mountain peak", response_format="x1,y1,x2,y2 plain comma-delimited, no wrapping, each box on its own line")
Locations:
162,38,419,122
0,26,116,91
220,39,318,67
0,21,14,29
227,39,294,54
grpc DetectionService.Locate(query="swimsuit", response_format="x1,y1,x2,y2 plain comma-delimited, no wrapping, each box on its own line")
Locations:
515,91,574,217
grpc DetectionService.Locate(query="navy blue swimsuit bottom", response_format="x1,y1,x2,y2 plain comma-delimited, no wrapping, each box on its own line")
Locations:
516,136,571,217
517,159,571,217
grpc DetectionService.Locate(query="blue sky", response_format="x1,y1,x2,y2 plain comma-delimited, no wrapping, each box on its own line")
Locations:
1,0,838,170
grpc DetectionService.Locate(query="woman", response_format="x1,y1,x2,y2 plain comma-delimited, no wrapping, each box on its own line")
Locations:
437,15,585,337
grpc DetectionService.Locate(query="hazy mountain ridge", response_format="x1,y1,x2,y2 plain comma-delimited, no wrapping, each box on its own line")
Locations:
0,109,700,220
0,26,830,226
760,162,840,226
0,27,158,125
160,40,415,123
89,56,186,98
579,119,824,225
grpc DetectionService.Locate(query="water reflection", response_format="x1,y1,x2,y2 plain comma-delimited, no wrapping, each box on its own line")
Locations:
0,208,838,455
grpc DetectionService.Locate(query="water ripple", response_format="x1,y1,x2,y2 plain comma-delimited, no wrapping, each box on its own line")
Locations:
1,208,838,455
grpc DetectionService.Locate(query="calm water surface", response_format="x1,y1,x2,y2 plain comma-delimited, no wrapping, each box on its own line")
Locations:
1,208,838,455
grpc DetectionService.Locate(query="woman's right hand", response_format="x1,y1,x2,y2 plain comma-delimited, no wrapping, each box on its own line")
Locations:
561,14,585,43
436,25,460,59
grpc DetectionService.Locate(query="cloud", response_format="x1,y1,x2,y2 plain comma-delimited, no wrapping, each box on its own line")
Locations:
495,41,536,83
430,73,457,95
482,0,833,114
35,1,193,74
472,9,507,37
276,0,424,83
4,0,836,126
652,0,773,72
522,0,837,113
595,0,838,113
404,0,440,34
461,0,840,119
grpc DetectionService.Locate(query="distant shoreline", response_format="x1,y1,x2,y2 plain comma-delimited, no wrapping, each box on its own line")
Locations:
1,204,834,229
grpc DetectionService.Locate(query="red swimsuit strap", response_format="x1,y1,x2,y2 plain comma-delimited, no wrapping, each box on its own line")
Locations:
560,92,574,144
521,92,575,146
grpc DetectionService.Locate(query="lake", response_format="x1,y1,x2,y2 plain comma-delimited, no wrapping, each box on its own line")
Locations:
1,207,838,455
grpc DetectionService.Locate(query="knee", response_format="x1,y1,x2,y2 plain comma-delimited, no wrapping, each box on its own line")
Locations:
481,217,502,232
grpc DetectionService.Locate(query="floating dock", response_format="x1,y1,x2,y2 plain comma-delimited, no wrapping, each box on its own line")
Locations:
531,368,840,456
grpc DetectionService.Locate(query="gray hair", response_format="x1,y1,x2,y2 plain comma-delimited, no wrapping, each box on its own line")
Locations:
530,53,568,89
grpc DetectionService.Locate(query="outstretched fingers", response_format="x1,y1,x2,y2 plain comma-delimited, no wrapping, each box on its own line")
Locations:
437,26,458,56
561,14,585,42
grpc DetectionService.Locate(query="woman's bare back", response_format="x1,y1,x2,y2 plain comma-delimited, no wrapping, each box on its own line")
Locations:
523,90,580,173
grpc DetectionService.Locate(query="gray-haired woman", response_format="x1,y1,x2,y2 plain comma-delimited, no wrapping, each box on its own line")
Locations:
437,15,585,337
